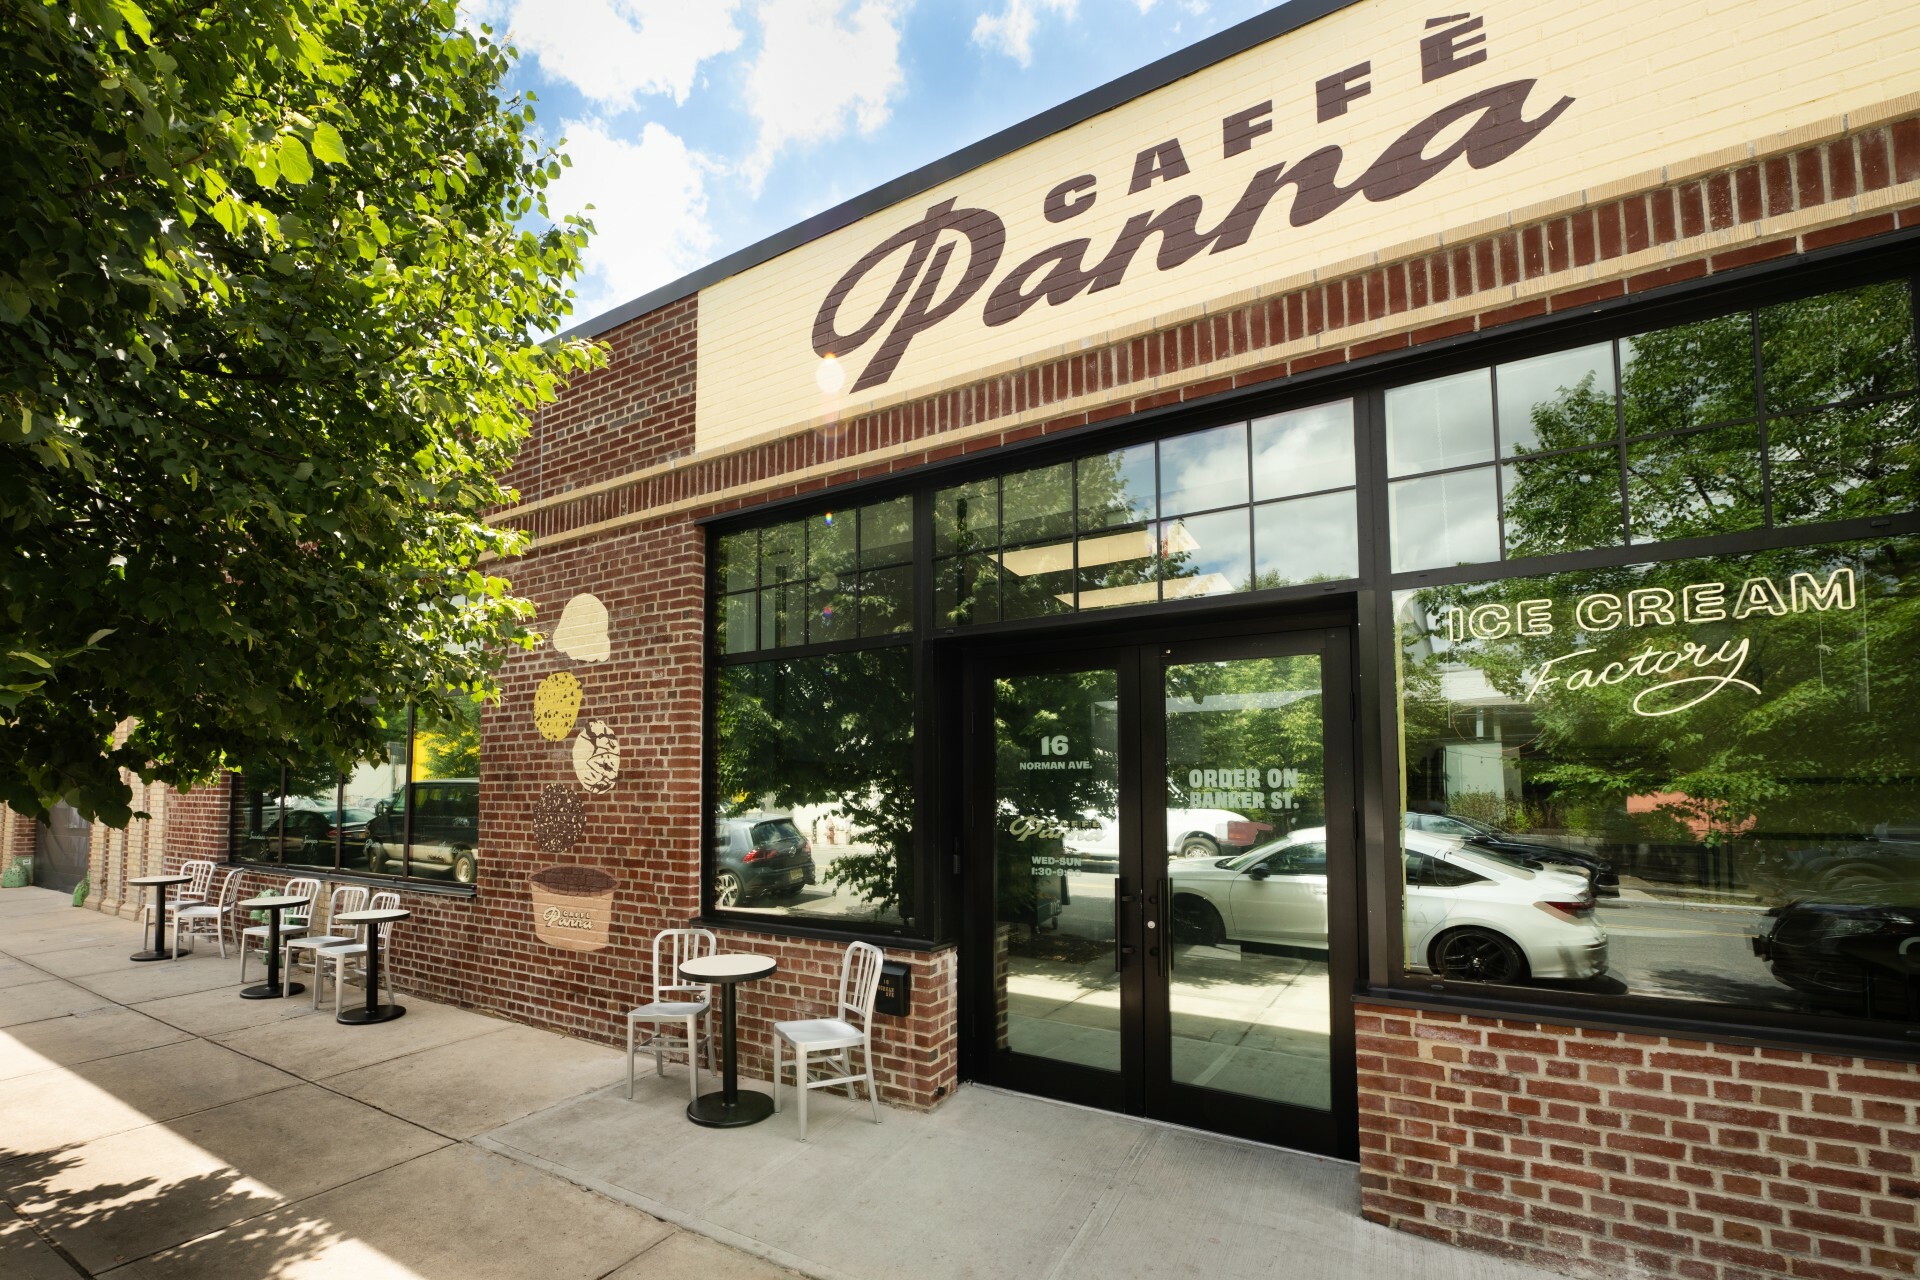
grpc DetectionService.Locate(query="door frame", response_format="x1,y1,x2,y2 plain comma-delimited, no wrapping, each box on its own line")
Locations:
1140,628,1359,1157
954,606,1362,1159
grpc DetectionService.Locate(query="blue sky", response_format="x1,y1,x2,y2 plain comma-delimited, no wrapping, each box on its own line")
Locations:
464,0,1284,328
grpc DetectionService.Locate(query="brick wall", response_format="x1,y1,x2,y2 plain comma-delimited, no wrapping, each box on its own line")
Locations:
1356,1003,1920,1280
504,295,697,506
494,111,1920,553
1,805,33,864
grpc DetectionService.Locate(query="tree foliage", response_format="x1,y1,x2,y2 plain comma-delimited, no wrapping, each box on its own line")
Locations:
1397,281,1920,888
0,0,598,823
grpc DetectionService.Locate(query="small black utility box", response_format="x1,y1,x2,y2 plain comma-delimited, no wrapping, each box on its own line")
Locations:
874,960,911,1017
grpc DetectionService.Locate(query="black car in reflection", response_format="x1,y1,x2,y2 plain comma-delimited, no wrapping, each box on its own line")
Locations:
365,780,480,883
1753,888,1920,1018
712,815,817,907
1402,811,1620,896
239,804,374,865
1747,821,1920,901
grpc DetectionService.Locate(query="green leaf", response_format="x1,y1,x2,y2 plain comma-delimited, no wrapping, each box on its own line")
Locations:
310,122,346,164
277,135,313,185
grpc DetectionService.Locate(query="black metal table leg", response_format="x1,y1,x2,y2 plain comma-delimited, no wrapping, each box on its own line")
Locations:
130,883,172,961
687,976,773,1126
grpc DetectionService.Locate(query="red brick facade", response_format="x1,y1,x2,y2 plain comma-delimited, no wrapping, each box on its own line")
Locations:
52,87,1920,1280
1356,1005,1920,1280
495,112,1920,551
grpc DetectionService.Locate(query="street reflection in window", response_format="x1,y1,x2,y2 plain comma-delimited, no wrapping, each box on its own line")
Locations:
1395,536,1920,1025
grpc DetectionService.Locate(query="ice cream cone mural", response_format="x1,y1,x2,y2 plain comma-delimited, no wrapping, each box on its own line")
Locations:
572,719,620,793
552,593,611,663
532,671,582,740
528,593,625,951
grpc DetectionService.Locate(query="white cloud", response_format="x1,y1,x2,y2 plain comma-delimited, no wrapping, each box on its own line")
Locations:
546,119,718,323
489,0,744,110
740,0,908,192
971,0,1076,66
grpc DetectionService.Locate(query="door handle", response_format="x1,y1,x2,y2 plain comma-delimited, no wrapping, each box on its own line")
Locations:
1113,877,1133,972
1152,878,1172,976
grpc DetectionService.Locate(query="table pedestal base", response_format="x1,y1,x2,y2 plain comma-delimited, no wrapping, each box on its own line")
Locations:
687,1089,774,1128
338,1003,406,1025
240,982,304,1000
129,950,177,962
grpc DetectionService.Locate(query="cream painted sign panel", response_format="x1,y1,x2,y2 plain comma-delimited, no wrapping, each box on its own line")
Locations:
695,0,1920,453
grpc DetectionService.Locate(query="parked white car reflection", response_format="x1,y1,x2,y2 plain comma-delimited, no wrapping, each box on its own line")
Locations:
1168,828,1608,984
1064,808,1251,866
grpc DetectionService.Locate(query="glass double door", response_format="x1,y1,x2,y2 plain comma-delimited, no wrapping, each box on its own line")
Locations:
969,630,1356,1156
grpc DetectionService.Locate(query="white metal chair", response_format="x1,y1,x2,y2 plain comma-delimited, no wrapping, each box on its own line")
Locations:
170,866,240,958
772,940,885,1140
312,891,402,1012
238,876,321,985
281,884,368,997
143,859,215,944
626,928,720,1103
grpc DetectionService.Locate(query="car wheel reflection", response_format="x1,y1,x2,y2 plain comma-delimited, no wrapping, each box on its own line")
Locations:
1172,896,1225,946
1432,926,1528,984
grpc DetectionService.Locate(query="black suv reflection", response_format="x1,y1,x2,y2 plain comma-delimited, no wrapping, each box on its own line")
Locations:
711,815,816,907
1754,887,1920,1019
1402,811,1620,896
1748,821,1920,900
365,779,480,884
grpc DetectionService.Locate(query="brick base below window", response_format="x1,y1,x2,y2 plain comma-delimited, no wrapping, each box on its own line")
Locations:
1357,1003,1920,1279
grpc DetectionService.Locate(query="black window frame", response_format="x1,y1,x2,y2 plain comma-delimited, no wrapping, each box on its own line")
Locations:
228,702,481,897
1362,246,1920,1061
700,232,1920,1058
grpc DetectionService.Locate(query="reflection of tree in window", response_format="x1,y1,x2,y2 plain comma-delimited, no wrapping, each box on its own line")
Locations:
1764,282,1918,525
714,649,914,924
1164,655,1325,841
1398,537,1920,919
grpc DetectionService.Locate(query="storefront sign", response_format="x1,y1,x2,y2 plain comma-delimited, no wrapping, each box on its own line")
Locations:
1186,766,1306,811
695,0,1920,451
815,74,1569,394
1439,569,1862,718
1442,570,1858,642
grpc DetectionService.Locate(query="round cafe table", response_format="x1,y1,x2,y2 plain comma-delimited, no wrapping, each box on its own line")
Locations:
128,874,194,961
678,953,777,1127
331,908,410,1025
237,894,311,998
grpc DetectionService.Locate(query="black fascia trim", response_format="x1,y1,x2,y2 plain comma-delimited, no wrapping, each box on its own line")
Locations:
558,0,1362,343
1358,986,1920,1065
228,858,479,899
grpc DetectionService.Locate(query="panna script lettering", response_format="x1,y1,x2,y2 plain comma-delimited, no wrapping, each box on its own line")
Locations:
814,18,1572,391
1008,815,1074,841
541,905,597,932
1523,638,1759,718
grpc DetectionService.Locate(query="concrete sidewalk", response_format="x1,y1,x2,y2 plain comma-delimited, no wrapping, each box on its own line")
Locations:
2,886,1564,1280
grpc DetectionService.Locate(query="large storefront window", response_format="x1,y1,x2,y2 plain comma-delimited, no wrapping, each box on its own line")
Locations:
231,702,466,887
714,497,913,654
1386,281,1916,573
711,647,914,929
1395,535,1920,1026
936,399,1359,625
